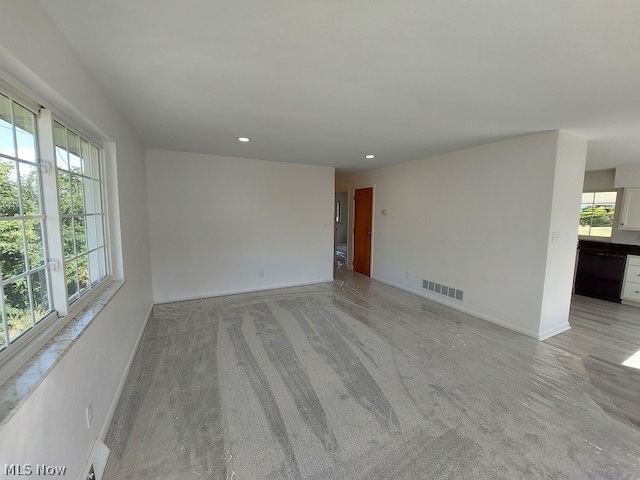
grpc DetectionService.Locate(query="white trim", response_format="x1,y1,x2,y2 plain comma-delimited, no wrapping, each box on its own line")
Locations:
51,112,104,150
154,278,335,305
0,76,41,113
0,65,107,146
99,303,153,440
538,322,571,341
373,276,540,340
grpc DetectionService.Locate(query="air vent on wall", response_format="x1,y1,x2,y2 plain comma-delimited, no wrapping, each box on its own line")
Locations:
80,439,110,480
423,279,464,301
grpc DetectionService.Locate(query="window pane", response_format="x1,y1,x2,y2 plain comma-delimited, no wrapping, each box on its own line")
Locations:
92,180,103,215
581,192,595,204
80,139,91,177
58,170,72,215
0,93,15,158
590,206,614,226
0,219,26,278
579,204,593,231
30,269,50,323
0,306,5,349
13,102,36,161
1,157,20,217
12,102,34,134
578,224,591,236
96,214,105,248
62,216,75,259
66,258,78,300
590,227,612,237
71,173,84,215
594,191,617,205
98,247,107,280
83,177,94,214
86,214,98,251
88,250,100,285
19,161,41,216
74,215,87,255
5,277,32,342
78,254,89,294
54,121,69,170
90,145,100,180
25,220,45,268
68,131,81,173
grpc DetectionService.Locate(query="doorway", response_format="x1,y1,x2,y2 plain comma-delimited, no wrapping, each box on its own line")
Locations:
353,187,373,276
335,192,348,268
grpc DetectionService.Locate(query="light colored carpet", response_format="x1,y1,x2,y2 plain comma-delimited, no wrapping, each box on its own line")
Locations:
103,271,640,479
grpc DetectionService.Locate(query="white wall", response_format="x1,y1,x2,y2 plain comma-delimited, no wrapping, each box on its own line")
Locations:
583,169,615,191
0,1,153,477
146,149,335,303
538,131,587,339
336,131,585,339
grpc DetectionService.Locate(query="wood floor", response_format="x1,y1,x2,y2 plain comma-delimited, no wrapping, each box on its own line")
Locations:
545,295,640,427
103,273,640,479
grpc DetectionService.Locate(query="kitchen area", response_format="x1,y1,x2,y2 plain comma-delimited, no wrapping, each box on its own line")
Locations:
545,165,640,429
574,165,640,306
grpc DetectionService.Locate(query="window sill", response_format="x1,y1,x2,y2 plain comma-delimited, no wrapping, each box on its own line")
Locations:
0,279,125,429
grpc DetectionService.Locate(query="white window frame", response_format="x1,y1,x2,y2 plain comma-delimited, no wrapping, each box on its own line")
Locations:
578,190,617,240
0,91,54,355
0,82,113,384
52,117,109,305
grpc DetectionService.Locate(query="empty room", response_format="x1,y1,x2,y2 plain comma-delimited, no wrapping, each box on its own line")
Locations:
1,1,640,479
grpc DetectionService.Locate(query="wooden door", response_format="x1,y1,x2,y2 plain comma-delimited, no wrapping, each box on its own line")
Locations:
353,187,373,276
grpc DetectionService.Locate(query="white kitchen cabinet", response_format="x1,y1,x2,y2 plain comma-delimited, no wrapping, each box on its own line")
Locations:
622,255,640,304
619,188,640,230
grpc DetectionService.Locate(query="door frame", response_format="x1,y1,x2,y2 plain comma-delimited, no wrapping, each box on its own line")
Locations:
334,191,349,267
351,184,375,277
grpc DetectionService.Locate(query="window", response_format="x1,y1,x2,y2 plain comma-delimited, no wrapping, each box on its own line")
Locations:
0,93,52,349
54,122,108,303
579,191,617,238
0,84,109,362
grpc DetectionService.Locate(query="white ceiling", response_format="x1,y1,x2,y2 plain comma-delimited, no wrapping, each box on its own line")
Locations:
38,1,640,172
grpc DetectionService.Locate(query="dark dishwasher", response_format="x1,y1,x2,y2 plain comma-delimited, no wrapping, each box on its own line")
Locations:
574,249,626,302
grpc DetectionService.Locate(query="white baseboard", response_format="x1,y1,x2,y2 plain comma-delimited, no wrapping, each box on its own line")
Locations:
154,278,335,304
538,322,571,341
373,277,540,340
99,303,153,440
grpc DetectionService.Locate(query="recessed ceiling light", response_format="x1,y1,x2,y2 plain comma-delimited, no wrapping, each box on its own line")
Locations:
365,154,375,159
238,137,250,142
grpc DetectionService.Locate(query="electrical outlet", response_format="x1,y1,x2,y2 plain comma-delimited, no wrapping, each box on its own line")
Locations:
259,270,265,278
86,402,93,428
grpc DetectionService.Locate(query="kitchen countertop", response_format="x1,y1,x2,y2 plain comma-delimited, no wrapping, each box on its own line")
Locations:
578,239,640,256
